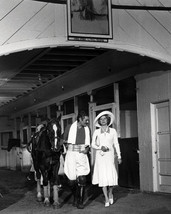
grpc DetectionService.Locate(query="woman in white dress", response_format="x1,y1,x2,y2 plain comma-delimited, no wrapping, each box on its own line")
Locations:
92,111,122,207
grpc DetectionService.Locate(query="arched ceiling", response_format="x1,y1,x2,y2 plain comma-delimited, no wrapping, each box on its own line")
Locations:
0,46,108,107
0,46,169,117
0,0,171,116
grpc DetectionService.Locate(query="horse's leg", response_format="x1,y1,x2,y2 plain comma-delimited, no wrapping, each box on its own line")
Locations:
33,155,42,202
43,185,50,206
53,185,60,209
36,178,42,202
42,171,50,207
52,158,61,209
34,169,43,202
48,181,51,199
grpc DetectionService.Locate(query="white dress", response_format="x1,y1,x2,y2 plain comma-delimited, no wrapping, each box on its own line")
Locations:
92,127,121,187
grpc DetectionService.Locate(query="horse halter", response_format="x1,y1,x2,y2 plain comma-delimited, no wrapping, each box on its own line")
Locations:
52,124,58,149
50,122,61,151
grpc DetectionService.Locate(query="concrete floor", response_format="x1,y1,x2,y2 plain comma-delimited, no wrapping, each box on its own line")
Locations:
0,169,171,214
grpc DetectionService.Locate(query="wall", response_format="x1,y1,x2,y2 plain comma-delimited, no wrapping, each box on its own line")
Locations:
0,117,14,167
0,117,22,170
136,70,171,191
0,149,7,167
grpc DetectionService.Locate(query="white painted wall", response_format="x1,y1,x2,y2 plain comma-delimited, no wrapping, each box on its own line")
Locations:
21,147,32,172
0,117,31,171
136,70,171,191
0,149,7,167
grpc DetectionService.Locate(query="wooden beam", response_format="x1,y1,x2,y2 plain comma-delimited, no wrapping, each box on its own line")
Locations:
39,55,92,61
24,67,71,71
33,0,66,4
112,5,171,11
33,0,171,11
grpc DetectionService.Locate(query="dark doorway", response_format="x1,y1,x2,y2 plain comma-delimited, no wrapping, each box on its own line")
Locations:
118,77,140,189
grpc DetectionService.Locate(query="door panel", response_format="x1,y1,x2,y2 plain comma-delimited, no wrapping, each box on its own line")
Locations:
160,161,171,175
160,175,171,185
158,135,171,158
157,107,170,132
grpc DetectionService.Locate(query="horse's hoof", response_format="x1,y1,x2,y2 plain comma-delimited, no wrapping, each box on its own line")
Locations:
44,201,50,207
53,202,61,209
37,197,42,202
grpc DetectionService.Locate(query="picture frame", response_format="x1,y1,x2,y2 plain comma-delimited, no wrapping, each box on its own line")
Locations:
67,0,113,39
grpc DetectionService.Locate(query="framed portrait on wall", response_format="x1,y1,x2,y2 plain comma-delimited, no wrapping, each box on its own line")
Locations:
67,0,113,39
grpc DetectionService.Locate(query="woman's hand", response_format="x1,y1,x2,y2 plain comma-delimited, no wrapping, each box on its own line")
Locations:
118,158,122,164
101,146,109,152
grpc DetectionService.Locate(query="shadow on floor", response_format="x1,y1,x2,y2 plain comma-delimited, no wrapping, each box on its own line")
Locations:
0,168,36,211
0,168,140,211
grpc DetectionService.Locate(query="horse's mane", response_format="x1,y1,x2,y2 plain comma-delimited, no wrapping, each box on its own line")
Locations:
27,125,49,153
36,128,51,153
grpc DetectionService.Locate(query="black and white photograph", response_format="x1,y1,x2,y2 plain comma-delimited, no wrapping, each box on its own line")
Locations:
0,0,171,214
67,0,112,38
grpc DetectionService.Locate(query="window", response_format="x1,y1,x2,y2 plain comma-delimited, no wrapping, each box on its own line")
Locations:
77,93,90,113
50,104,58,118
61,114,75,133
94,84,114,105
63,99,74,115
1,132,13,148
22,115,28,127
37,107,47,121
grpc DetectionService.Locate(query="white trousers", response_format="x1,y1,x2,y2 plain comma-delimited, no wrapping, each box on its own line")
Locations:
64,151,90,180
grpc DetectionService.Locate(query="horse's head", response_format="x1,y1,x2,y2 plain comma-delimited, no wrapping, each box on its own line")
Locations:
47,118,62,152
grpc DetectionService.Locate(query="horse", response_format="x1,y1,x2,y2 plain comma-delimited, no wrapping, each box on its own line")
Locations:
27,116,64,208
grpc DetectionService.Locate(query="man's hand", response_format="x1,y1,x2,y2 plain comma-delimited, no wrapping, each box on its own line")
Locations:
80,146,89,154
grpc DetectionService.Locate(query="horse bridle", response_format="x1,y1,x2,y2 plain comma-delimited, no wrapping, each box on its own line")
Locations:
49,123,62,151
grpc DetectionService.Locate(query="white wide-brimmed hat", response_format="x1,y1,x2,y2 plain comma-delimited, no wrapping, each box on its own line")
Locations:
94,111,115,127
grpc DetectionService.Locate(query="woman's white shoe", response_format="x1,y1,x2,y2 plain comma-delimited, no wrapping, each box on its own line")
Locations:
105,202,110,207
109,196,114,205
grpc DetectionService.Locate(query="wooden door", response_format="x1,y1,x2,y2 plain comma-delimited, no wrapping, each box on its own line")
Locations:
155,101,171,192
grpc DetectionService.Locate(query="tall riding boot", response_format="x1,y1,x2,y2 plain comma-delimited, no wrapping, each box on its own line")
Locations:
77,186,85,209
69,180,78,207
72,183,79,207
